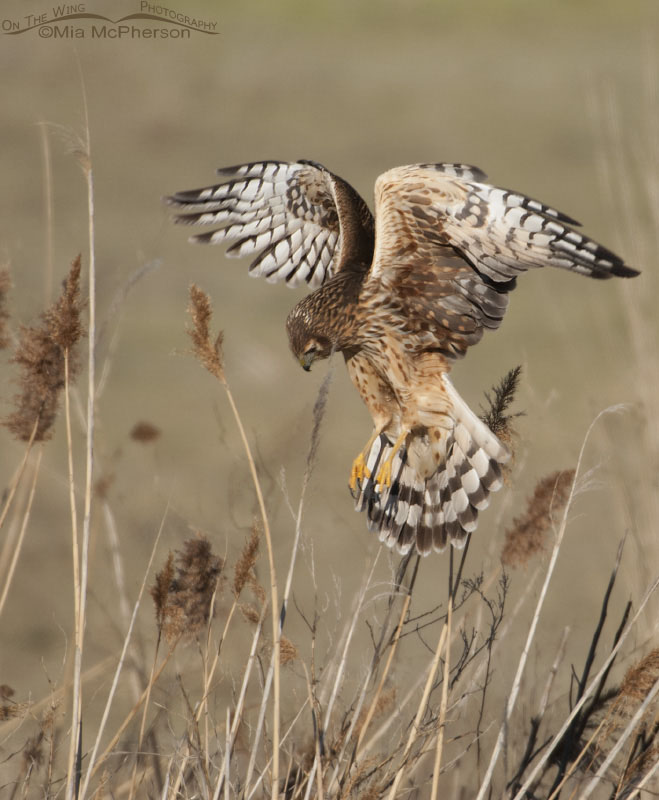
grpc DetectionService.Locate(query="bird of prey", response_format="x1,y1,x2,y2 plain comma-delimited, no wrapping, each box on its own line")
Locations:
167,160,637,556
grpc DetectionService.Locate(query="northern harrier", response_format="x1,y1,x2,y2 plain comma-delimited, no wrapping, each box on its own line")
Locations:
167,160,637,555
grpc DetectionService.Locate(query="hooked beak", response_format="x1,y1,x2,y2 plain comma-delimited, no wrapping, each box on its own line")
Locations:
300,353,314,372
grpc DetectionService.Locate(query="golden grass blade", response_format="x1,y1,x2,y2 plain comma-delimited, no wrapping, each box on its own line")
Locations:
546,718,607,800
299,551,381,799
244,366,332,799
476,407,626,800
356,592,411,755
430,592,453,800
245,698,311,800
304,663,325,800
386,620,449,800
0,420,38,537
38,121,54,305
0,448,42,620
80,510,167,799
577,676,659,800
88,645,177,782
66,64,97,800
223,381,281,799
210,607,266,800
511,573,659,800
187,284,281,798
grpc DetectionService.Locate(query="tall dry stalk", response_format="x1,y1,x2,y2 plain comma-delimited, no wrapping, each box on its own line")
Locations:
79,513,167,799
0,254,83,626
476,407,624,800
66,68,97,800
0,449,43,620
38,121,54,304
187,284,281,798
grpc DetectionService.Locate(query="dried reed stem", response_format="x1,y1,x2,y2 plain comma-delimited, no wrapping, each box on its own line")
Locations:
327,556,419,791
187,285,280,797
476,407,624,800
127,638,164,800
63,349,81,667
0,656,114,744
386,620,450,800
578,676,659,799
623,752,659,799
356,592,411,755
245,365,333,798
358,645,430,761
303,663,326,800
546,717,607,800
301,551,381,800
323,554,381,736
66,67,97,800
210,607,267,800
245,698,311,800
89,645,178,782
224,707,230,800
511,574,659,800
0,448,43,619
0,420,38,536
430,591,453,799
226,375,282,799
80,511,167,799
38,121,54,304
192,597,239,731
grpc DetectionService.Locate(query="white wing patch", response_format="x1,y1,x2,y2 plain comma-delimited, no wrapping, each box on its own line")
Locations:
372,163,637,284
167,160,343,290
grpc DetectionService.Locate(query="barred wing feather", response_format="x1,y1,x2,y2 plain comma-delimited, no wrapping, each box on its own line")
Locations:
167,159,374,289
372,163,638,285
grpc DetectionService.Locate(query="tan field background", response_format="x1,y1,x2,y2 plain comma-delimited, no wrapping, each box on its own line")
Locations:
0,0,658,796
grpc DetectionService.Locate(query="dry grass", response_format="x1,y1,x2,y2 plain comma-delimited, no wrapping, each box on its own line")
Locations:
2,263,656,796
1,8,658,799
3,254,83,443
501,470,575,568
151,536,224,645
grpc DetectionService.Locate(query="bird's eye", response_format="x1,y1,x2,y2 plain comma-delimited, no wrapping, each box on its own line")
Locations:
304,345,317,357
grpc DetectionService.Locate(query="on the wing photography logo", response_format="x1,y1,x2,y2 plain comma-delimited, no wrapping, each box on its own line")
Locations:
1,2,218,38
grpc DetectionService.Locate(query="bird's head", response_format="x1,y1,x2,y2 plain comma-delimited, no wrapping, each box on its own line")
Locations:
286,304,333,372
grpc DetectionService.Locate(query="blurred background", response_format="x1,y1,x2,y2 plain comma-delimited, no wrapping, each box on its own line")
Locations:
0,0,657,788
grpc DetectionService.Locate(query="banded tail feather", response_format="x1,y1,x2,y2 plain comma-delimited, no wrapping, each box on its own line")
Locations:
352,377,510,555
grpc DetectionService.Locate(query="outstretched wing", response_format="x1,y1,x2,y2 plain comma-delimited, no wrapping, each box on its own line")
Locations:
369,163,638,359
167,160,375,289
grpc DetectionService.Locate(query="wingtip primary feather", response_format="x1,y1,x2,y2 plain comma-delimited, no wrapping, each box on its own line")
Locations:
611,262,640,279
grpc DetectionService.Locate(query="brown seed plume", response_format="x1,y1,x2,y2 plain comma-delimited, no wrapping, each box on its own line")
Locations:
240,603,262,625
619,648,659,704
151,552,175,634
279,635,298,665
233,527,260,598
501,469,575,567
593,648,659,784
187,284,225,382
151,535,223,644
4,255,84,441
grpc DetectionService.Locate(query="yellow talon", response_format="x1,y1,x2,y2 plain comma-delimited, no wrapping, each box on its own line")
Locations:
349,452,371,491
349,428,384,490
376,457,394,487
375,430,408,488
